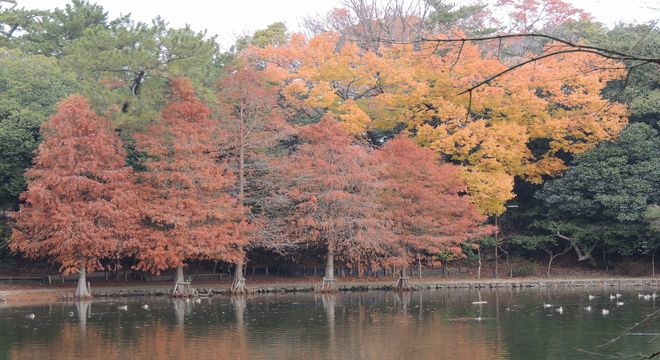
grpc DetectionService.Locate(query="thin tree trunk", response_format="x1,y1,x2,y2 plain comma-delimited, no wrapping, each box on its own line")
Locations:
494,215,499,279
547,255,554,278
544,246,570,279
418,258,422,279
652,249,656,278
502,247,512,278
477,248,482,279
75,268,92,298
231,119,248,296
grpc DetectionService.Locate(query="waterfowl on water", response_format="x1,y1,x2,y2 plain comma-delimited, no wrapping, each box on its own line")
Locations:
584,306,592,312
602,309,610,315
542,303,553,308
117,305,128,311
26,314,35,319
141,304,149,310
588,295,596,301
609,294,616,300
555,307,563,314
616,301,624,307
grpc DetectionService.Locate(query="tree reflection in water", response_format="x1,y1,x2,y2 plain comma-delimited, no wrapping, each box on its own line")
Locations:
6,289,658,359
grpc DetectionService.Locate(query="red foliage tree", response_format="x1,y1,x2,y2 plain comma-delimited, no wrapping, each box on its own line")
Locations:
10,94,139,298
281,115,391,291
375,137,491,288
135,78,249,294
217,64,291,293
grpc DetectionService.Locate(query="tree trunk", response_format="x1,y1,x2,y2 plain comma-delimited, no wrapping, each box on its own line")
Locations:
547,255,554,278
395,266,412,291
231,120,248,296
494,215,499,278
172,264,188,297
418,258,422,278
320,242,337,292
175,264,184,284
502,247,512,278
238,121,245,206
326,242,335,281
652,249,656,278
75,268,92,298
477,248,482,279
231,259,247,294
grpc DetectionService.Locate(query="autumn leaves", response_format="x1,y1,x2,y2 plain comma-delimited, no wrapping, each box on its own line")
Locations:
248,33,626,215
8,24,626,296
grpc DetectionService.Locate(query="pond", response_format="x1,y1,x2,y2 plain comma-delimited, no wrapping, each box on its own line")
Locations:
0,288,658,359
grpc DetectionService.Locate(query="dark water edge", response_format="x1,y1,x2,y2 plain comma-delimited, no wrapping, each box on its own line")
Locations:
1,287,659,360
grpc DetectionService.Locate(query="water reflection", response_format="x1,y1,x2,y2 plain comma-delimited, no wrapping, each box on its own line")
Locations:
2,288,658,359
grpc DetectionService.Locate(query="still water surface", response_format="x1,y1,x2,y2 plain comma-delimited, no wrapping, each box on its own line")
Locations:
0,288,658,359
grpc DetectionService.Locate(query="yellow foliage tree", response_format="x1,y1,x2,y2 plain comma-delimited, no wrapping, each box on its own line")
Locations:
247,33,627,215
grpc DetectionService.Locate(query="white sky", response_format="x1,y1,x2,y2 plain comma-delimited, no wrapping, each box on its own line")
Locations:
17,0,660,50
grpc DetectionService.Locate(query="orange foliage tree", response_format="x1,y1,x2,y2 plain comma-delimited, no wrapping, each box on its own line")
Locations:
280,115,391,290
135,78,249,294
10,95,139,298
247,33,627,215
217,63,291,293
375,137,491,285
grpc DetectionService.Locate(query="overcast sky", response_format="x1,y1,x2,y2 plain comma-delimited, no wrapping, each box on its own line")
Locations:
18,0,660,50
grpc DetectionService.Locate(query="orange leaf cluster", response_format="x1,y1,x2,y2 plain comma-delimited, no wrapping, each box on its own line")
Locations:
249,33,627,214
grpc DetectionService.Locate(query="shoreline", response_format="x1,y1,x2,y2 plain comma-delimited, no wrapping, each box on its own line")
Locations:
1,276,658,304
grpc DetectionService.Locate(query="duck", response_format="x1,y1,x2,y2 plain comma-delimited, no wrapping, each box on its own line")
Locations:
643,294,652,300
26,314,35,319
68,311,74,317
615,293,623,299
609,294,616,300
638,293,644,299
555,307,563,314
584,306,592,312
117,305,128,311
588,295,596,301
542,303,553,308
141,304,149,310
194,298,202,304
652,292,657,299
616,301,624,307
602,309,610,315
